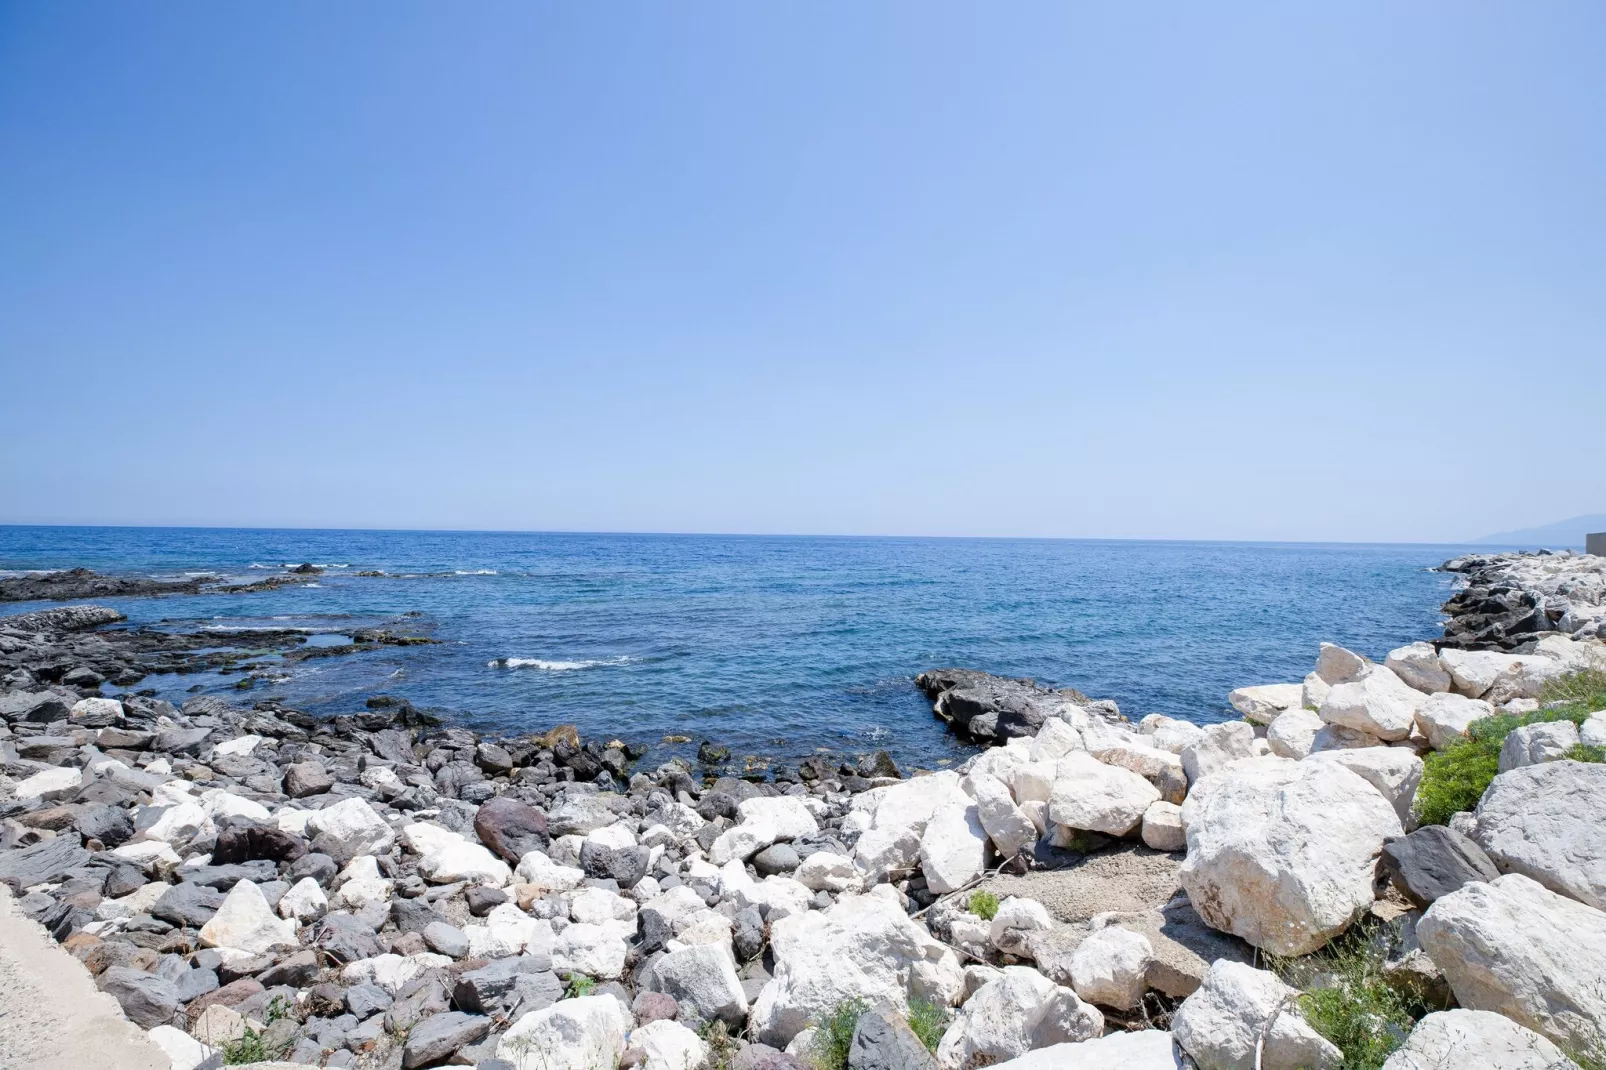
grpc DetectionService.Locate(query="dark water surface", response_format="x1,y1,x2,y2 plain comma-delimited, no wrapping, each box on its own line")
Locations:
0,527,1471,768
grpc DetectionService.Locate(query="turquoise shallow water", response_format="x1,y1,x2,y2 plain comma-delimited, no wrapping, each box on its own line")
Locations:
0,527,1473,768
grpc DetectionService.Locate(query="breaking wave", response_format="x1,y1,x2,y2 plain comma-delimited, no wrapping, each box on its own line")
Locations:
487,655,633,672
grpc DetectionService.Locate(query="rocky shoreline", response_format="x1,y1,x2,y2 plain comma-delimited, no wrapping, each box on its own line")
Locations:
0,549,1603,1069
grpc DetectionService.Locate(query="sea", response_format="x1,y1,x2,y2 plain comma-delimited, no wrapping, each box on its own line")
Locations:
0,527,1481,771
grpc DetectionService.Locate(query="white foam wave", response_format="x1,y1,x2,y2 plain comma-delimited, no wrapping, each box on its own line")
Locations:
280,563,349,569
488,655,633,672
455,569,498,575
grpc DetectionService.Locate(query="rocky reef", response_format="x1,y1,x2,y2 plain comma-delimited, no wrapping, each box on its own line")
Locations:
0,549,1603,1070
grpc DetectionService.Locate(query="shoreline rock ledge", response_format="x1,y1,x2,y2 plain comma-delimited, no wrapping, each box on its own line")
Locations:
0,547,1600,1069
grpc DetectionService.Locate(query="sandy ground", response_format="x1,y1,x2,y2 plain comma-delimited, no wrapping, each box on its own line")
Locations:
980,843,1186,922
0,888,169,1070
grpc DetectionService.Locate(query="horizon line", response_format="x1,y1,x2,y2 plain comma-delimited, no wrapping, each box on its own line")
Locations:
0,520,1576,550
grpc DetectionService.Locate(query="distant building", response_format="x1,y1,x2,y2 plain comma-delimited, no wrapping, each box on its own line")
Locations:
1590,532,1606,557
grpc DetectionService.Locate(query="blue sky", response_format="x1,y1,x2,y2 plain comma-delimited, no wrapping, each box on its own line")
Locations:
1,3,1602,541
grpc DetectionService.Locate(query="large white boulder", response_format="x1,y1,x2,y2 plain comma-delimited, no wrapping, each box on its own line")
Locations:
737,796,818,840
1087,739,1187,804
966,771,1038,858
1228,684,1303,725
1047,752,1160,837
1418,873,1606,1054
1178,757,1403,955
515,850,586,892
197,879,299,955
1497,721,1580,773
341,951,453,994
1142,715,1206,756
1304,747,1423,826
1439,649,1558,701
1315,643,1370,685
987,1030,1182,1069
920,798,989,894
855,771,967,835
1414,693,1495,751
418,838,511,885
935,966,1103,1070
1140,801,1186,852
1317,665,1422,741
1030,719,1086,762
989,896,1054,957
794,851,860,893
1068,926,1152,1011
1266,708,1324,760
464,903,553,960
1180,722,1257,786
1170,960,1341,1070
278,877,328,923
1385,642,1453,695
1302,671,1332,710
749,886,963,1046
13,766,82,800
647,943,747,1025
631,1019,709,1070
708,817,779,866
304,798,396,864
498,995,629,1070
1474,760,1606,910
852,825,923,883
1380,1009,1576,1070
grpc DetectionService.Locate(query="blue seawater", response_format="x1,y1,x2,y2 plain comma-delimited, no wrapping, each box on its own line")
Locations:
0,527,1474,769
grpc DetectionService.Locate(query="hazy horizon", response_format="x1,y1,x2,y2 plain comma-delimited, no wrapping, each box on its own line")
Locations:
3,4,1603,541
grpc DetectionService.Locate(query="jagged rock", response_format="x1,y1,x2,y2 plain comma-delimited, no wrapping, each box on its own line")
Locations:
1318,666,1422,741
1385,643,1453,695
1379,1009,1575,1070
990,896,1054,957
1180,722,1257,786
1418,873,1606,1054
1498,721,1579,773
1315,643,1370,685
751,887,963,1047
199,880,299,955
0,834,90,891
152,881,226,927
1170,961,1341,1070
1179,757,1403,955
1227,684,1303,725
1474,760,1606,910
98,965,179,1029
497,994,629,1070
1265,708,1323,760
646,943,748,1025
934,965,1102,1069
1304,746,1423,825
920,799,988,894
794,851,859,893
1380,825,1500,909
1047,752,1160,837
966,771,1037,858
305,798,396,864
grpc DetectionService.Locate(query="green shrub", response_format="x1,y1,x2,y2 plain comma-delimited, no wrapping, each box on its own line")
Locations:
1273,922,1421,1070
222,1029,281,1065
966,890,999,921
810,998,868,1070
1413,670,1606,826
1567,743,1606,764
906,999,948,1053
564,973,596,998
698,1019,740,1070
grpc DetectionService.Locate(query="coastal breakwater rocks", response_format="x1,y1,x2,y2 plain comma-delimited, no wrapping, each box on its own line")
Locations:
0,551,1602,1070
1440,548,1606,649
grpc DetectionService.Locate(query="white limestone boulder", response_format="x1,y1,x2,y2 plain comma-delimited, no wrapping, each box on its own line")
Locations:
1414,693,1495,751
708,817,779,866
498,995,629,1070
794,851,861,893
1228,684,1303,725
304,797,395,864
1180,722,1257,786
987,1030,1183,1069
1170,960,1341,1070
1029,719,1085,762
1380,1009,1576,1070
1087,739,1187,804
966,771,1037,858
645,943,747,1025
1178,757,1403,955
1318,665,1422,741
515,850,586,892
935,966,1103,1070
737,796,819,840
990,896,1054,957
749,886,963,1047
1304,747,1423,826
1302,671,1332,710
1068,926,1152,1011
278,877,328,923
1418,873,1606,1054
1385,642,1453,695
1048,751,1160,837
197,879,299,955
1474,759,1606,910
1266,708,1324,760
1140,801,1186,852
1315,643,1371,685
552,920,633,979
1497,721,1580,773
920,798,989,894
631,1019,709,1070
1141,715,1206,756
1439,649,1557,700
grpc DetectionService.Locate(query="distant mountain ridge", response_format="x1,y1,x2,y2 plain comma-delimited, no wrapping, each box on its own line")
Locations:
1473,513,1606,548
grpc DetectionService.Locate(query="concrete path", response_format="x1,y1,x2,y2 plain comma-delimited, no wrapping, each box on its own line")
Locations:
0,888,170,1070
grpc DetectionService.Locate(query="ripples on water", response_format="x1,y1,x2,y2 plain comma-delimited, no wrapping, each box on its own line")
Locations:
0,527,1470,768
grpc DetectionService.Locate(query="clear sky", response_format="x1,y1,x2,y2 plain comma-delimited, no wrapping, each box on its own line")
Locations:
1,3,1602,542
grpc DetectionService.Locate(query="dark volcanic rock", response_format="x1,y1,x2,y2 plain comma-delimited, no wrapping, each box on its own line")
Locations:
0,570,206,604
283,761,335,798
211,823,308,865
579,840,650,889
152,881,226,927
474,796,550,863
403,1010,492,1069
848,1006,938,1070
98,965,180,1028
915,668,1109,742
316,913,382,964
74,804,134,847
1380,826,1502,909
0,836,91,892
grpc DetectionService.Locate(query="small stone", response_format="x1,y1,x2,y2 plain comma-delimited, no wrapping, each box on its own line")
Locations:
423,921,470,958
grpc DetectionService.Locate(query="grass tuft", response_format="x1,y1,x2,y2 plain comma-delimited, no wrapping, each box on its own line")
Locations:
906,999,949,1053
564,973,596,999
698,1019,741,1070
810,998,868,1070
1270,920,1423,1070
966,890,999,921
1413,669,1606,826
